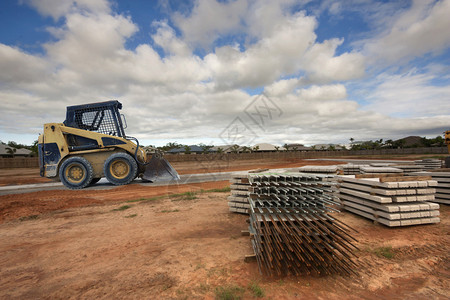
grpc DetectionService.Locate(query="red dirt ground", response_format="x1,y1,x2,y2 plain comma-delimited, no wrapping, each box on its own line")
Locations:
0,158,449,299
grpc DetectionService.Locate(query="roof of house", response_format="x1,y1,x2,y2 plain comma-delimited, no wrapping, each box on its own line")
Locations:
0,144,32,156
285,144,312,151
167,145,212,153
252,143,283,151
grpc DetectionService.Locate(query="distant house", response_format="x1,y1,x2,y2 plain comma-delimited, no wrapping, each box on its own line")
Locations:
167,145,213,154
251,143,284,152
284,144,312,151
0,144,33,158
211,145,237,153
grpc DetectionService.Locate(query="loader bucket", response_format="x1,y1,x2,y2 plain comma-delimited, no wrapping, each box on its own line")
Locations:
142,153,180,182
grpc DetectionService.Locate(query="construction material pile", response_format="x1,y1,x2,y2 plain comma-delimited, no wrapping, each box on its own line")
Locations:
228,172,251,214
409,170,450,205
391,165,424,174
341,164,369,175
298,165,339,174
247,173,358,276
360,166,403,174
336,175,440,227
415,159,443,170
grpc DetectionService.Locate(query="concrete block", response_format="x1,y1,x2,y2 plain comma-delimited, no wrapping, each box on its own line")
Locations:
436,188,450,195
377,218,401,227
433,198,450,204
339,194,398,212
416,188,436,195
435,193,450,199
339,182,397,196
397,181,419,188
339,187,392,203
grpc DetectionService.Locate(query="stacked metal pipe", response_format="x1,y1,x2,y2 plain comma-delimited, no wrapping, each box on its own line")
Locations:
248,173,358,276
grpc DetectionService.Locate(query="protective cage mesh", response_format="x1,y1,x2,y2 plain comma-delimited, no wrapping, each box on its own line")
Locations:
74,106,123,137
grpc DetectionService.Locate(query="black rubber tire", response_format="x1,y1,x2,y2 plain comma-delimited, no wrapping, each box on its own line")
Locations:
90,178,101,185
103,152,138,186
59,156,94,189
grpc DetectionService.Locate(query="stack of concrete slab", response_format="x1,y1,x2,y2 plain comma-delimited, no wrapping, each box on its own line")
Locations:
409,171,450,204
228,172,250,213
415,159,443,170
391,165,424,173
360,166,403,174
336,175,440,227
298,165,339,174
342,164,369,175
370,163,395,167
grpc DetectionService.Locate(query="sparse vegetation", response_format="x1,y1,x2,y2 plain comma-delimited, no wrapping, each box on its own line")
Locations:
194,263,206,270
205,186,231,193
214,285,245,300
112,205,131,211
196,283,210,293
161,209,179,213
372,246,396,259
170,191,197,201
126,187,228,204
126,196,165,203
124,214,137,218
248,281,265,298
19,215,39,221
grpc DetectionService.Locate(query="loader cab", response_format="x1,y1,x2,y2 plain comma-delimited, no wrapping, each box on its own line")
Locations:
64,100,126,137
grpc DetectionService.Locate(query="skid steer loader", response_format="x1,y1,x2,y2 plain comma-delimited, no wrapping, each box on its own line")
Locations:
38,100,179,189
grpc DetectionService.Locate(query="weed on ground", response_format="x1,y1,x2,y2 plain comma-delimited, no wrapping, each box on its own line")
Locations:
372,246,396,259
248,281,265,298
124,214,137,218
214,285,245,300
204,186,231,193
19,215,39,221
160,209,179,213
112,205,131,212
170,191,197,201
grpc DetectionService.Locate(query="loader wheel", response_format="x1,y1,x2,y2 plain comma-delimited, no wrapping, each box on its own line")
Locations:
59,156,94,189
104,153,137,186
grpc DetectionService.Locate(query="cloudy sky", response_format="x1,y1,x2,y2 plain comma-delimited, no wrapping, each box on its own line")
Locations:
0,0,449,147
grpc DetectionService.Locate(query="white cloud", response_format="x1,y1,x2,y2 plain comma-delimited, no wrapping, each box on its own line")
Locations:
0,44,48,85
172,0,248,48
302,39,365,83
363,70,450,117
264,78,302,96
204,11,319,89
24,0,111,20
1,0,448,147
364,0,450,63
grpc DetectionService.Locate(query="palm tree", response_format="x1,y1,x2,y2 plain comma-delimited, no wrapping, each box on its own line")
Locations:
230,145,240,153
6,147,16,158
183,145,191,154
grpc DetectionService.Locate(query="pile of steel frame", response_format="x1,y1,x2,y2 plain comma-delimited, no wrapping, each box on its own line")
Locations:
247,173,358,276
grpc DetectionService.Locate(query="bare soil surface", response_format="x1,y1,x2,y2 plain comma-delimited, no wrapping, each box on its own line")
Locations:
0,158,449,299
